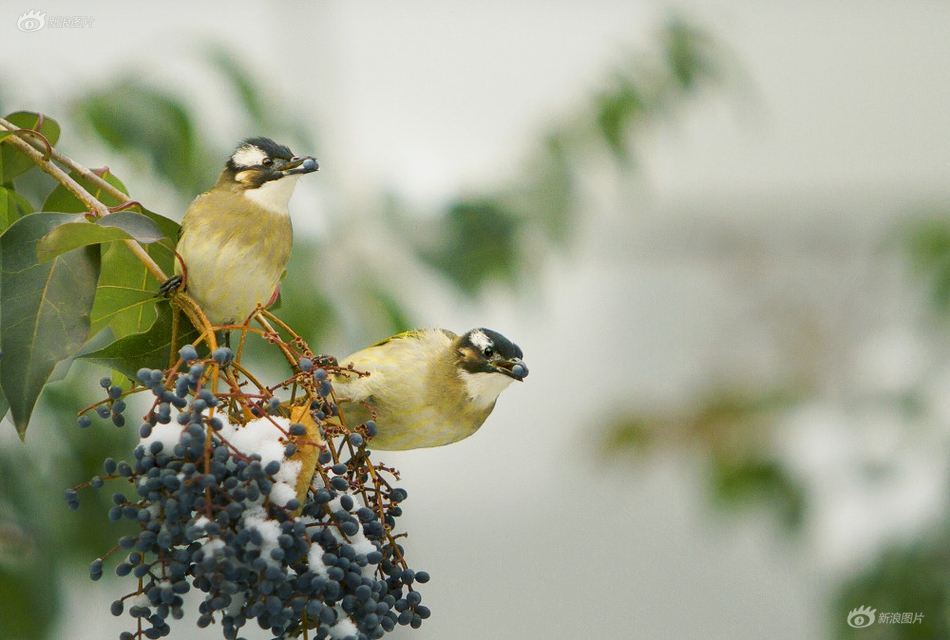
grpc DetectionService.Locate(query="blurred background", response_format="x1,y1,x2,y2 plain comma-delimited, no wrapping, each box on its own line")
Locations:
2,1,950,638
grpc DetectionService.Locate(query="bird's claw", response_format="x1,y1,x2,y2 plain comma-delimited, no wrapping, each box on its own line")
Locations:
157,275,184,297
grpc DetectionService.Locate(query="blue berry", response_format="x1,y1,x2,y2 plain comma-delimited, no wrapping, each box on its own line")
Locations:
77,415,92,429
211,347,233,366
178,344,199,362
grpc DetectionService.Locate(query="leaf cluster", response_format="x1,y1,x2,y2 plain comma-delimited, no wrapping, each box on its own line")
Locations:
0,111,182,440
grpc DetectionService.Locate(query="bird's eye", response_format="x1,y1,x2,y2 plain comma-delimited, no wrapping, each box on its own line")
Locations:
483,347,494,358
262,158,274,167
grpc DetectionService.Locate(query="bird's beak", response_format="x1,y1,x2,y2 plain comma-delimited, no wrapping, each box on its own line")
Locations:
279,156,320,176
495,357,528,381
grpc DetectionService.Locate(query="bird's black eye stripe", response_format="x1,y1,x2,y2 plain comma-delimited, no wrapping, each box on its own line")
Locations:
262,158,274,167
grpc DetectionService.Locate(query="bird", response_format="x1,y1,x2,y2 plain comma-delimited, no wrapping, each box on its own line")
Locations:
161,137,319,326
330,327,528,450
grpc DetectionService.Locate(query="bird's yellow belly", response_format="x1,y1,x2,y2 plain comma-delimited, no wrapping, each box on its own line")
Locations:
177,217,290,325
342,399,485,450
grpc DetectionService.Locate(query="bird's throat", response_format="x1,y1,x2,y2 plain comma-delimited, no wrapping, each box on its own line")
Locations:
244,175,300,214
459,370,514,409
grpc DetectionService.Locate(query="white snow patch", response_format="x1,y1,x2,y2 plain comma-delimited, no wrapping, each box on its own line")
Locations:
243,505,281,558
217,416,302,507
139,421,184,451
219,416,288,465
328,611,358,638
201,538,226,557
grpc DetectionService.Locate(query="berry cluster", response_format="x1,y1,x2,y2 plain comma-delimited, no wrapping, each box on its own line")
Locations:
69,343,428,639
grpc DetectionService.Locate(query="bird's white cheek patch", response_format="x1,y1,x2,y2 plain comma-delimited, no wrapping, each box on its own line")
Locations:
244,175,300,214
459,370,514,408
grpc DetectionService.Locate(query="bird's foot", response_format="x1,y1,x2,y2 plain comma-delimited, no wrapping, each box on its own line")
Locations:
157,275,183,297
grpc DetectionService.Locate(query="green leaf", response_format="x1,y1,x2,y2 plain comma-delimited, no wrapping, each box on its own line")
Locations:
41,166,129,212
81,299,197,379
89,210,178,339
0,185,33,233
89,244,162,339
0,213,100,439
97,210,165,242
0,111,61,183
36,211,165,263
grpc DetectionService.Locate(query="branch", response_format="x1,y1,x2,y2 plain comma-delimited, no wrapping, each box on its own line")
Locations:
0,119,168,282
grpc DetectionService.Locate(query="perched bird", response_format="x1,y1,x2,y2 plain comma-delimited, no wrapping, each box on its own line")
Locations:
162,137,319,326
331,328,528,450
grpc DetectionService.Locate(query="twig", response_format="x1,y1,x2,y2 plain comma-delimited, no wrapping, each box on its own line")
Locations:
0,119,168,282
0,116,131,205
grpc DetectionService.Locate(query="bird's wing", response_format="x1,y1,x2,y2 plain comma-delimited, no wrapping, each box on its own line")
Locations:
368,328,456,349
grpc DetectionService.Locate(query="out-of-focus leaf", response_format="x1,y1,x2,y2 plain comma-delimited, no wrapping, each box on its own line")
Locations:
207,45,268,126
0,185,33,232
0,520,58,640
421,199,522,296
0,111,61,183
900,215,950,315
518,133,574,246
595,76,647,161
204,45,319,159
81,299,197,379
662,17,718,90
710,457,805,530
366,285,413,336
73,83,212,194
36,211,165,263
600,415,655,456
0,213,100,439
835,529,950,639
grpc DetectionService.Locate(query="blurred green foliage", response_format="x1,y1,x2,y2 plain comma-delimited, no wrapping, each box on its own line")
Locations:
76,84,211,195
835,526,950,639
900,214,950,316
602,387,807,530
